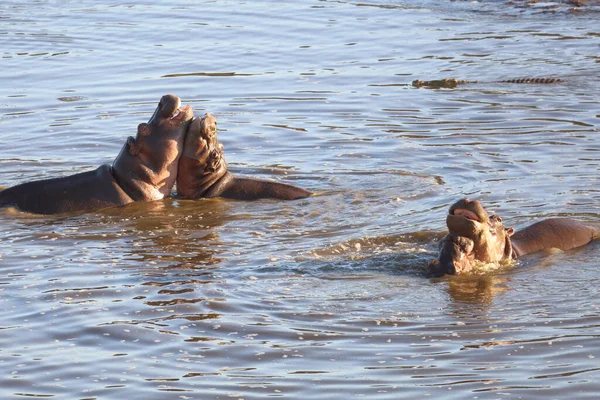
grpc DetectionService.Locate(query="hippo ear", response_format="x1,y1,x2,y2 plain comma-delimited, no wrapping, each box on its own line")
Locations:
506,227,515,237
137,123,151,137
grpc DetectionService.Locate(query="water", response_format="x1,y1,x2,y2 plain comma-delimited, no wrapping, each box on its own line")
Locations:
1,0,599,398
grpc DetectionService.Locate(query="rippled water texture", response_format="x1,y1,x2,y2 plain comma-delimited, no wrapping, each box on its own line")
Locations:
1,1,599,399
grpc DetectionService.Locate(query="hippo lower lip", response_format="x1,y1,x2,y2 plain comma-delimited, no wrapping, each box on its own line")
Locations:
452,208,481,222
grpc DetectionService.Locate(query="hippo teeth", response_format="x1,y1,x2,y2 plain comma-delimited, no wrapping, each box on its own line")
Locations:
171,109,181,120
453,209,481,222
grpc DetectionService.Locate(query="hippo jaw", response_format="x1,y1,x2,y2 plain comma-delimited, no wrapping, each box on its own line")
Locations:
197,114,225,173
176,113,228,199
181,113,223,164
150,94,193,125
445,198,514,264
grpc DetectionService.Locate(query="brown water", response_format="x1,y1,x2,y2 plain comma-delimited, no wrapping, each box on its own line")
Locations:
1,1,600,399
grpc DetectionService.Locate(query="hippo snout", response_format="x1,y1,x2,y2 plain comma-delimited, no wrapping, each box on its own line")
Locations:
428,234,475,277
157,94,181,119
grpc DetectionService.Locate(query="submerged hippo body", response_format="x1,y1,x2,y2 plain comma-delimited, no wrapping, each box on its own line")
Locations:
0,94,193,214
176,113,312,201
0,165,134,215
428,198,597,277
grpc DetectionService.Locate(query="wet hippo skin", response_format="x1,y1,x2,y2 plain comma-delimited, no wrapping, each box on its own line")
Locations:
0,94,193,214
176,113,312,201
428,198,597,277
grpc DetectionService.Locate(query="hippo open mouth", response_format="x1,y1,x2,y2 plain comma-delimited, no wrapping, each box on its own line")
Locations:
124,102,193,150
151,94,194,126
453,208,481,222
446,198,491,239
170,104,192,122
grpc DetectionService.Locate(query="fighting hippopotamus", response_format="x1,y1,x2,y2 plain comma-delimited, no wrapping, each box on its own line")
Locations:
176,113,312,201
0,94,193,214
428,198,597,277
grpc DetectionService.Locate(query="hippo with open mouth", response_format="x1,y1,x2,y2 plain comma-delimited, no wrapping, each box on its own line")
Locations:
176,113,312,201
428,198,597,277
0,94,193,214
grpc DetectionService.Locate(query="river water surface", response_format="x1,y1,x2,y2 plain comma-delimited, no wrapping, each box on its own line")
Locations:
1,1,599,399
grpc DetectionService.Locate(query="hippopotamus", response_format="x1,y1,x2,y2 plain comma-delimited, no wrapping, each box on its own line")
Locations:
176,113,312,201
0,94,193,214
428,198,597,277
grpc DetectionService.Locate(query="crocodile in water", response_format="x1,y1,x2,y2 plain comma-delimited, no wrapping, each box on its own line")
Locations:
412,77,563,89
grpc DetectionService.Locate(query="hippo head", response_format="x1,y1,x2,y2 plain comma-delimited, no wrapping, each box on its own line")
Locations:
428,199,515,277
176,113,228,198
113,94,194,201
129,94,193,172
446,198,514,263
428,234,475,277
181,113,224,171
